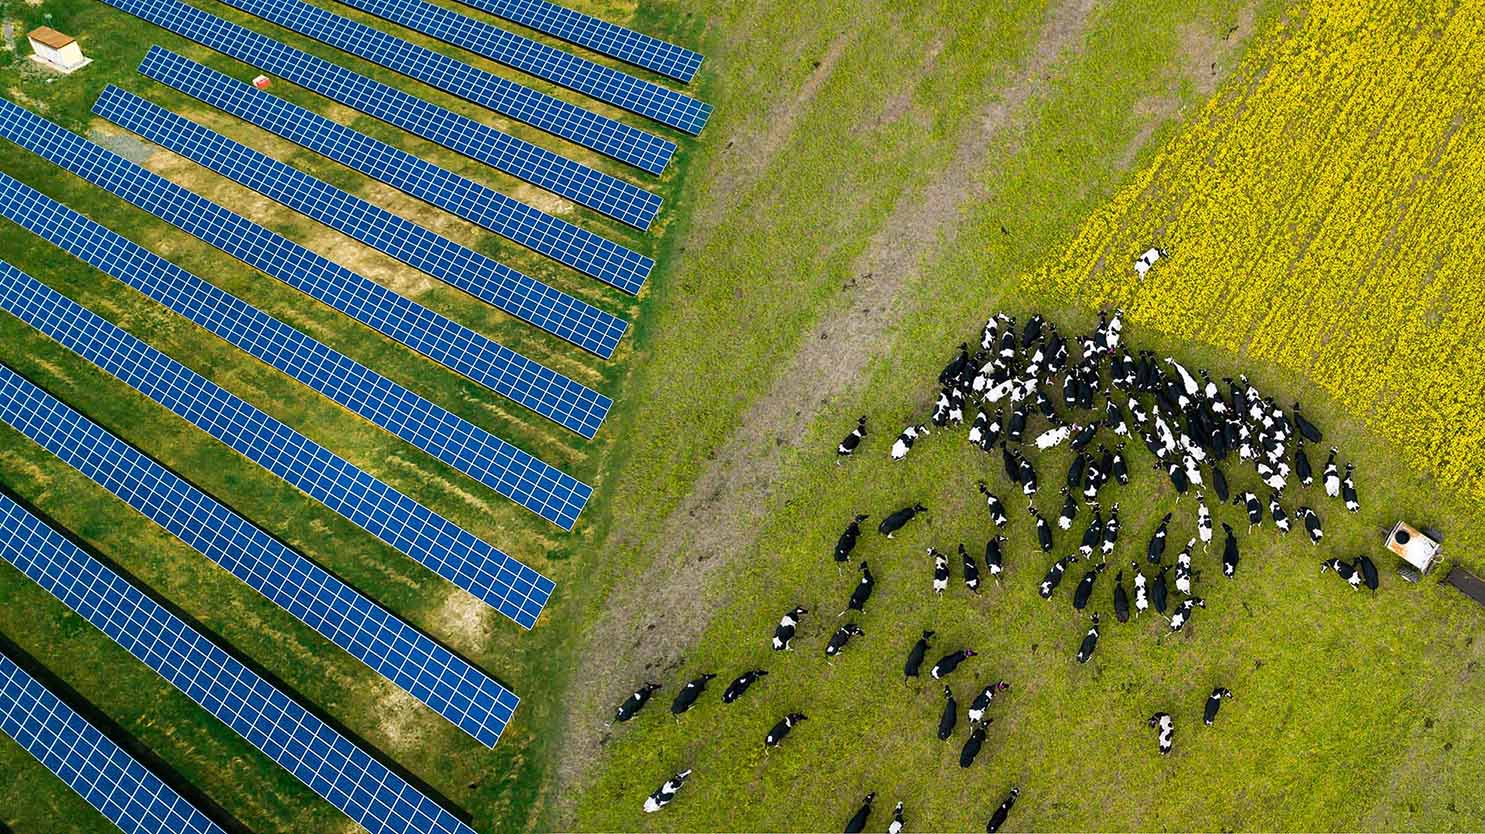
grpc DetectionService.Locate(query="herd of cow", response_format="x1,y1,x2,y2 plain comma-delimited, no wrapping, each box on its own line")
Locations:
611,308,1374,830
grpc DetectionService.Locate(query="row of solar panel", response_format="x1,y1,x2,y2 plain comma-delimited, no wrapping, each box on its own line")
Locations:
0,485,477,834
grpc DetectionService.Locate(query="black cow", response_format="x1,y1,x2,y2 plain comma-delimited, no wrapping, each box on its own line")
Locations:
1075,613,1100,663
826,624,865,658
1203,687,1232,726
879,504,927,538
765,712,807,748
938,685,957,740
722,670,767,704
847,562,876,613
904,630,935,679
834,514,869,563
837,416,867,459
986,788,1020,833
670,673,716,715
1032,507,1054,553
1113,570,1131,623
960,723,988,768
1354,553,1379,591
1073,564,1106,612
1293,401,1323,442
1151,565,1170,614
844,793,875,834
985,535,1006,583
961,543,982,592
614,682,661,723
1148,513,1172,563
1221,523,1240,578
931,649,977,680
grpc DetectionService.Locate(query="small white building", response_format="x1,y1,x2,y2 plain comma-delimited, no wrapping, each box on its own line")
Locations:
28,27,91,74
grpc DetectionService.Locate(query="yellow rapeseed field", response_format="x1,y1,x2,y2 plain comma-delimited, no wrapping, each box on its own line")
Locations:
1026,0,1485,498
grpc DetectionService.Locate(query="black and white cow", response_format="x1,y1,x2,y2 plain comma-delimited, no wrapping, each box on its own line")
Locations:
844,793,875,834
1079,507,1103,560
1168,597,1205,632
643,768,692,813
772,607,807,650
1203,687,1232,726
1032,508,1054,553
879,504,927,538
722,670,767,704
837,416,867,460
1101,503,1121,557
613,682,661,723
891,424,930,461
1268,493,1291,534
986,788,1020,833
1175,539,1195,596
1323,448,1341,498
1196,493,1213,551
930,548,951,595
1075,613,1101,663
1299,506,1323,544
670,674,716,716
1221,523,1240,579
985,536,1006,583
1341,463,1360,513
968,681,1011,723
938,686,958,740
1148,513,1172,563
1040,555,1075,599
847,562,876,613
978,482,1009,528
889,802,905,834
1147,712,1174,755
931,649,977,680
1134,247,1167,279
826,624,865,658
1130,564,1149,616
961,543,982,593
1058,487,1079,531
904,630,936,680
1320,558,1361,589
834,514,869,563
765,712,807,748
1236,491,1262,531
960,723,988,768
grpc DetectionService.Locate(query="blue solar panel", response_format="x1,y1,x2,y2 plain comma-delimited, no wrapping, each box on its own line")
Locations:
0,171,590,530
138,48,652,295
0,260,554,629
0,488,476,834
0,353,517,746
0,94,614,437
98,0,661,229
95,87,627,357
0,653,225,834
450,0,702,83
332,0,710,135
216,0,675,173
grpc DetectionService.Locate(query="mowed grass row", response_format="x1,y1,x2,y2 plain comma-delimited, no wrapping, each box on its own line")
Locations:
0,0,708,831
575,0,1485,829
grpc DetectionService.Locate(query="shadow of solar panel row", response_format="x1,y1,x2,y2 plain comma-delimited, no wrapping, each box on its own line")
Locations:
99,0,661,229
216,0,675,173
450,0,702,83
333,0,710,134
0,262,554,629
138,49,652,295
0,173,591,530
0,488,476,834
0,343,517,746
0,96,613,438
0,653,226,834
0,172,591,528
95,88,626,359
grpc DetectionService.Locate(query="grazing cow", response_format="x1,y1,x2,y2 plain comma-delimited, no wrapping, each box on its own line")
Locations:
1032,508,1054,553
1354,553,1379,591
1007,406,1028,443
1101,504,1121,556
1035,423,1073,450
773,607,808,650
978,483,1010,528
1067,453,1089,490
826,624,865,658
1131,564,1149,615
1269,493,1291,534
1019,456,1039,497
837,416,867,460
961,544,982,593
1073,564,1106,613
904,630,936,679
1040,555,1075,599
1075,613,1101,663
938,686,958,740
643,769,692,813
1072,422,1099,452
1112,445,1131,484
968,681,1012,723
1196,493,1213,550
1221,523,1240,579
891,424,930,461
1211,465,1230,503
1293,401,1324,443
844,793,875,834
1148,513,1172,563
1323,448,1341,498
1341,463,1360,513
960,723,988,768
834,514,869,563
1079,507,1103,559
987,787,1020,833
1296,440,1314,486
1163,460,1190,495
889,802,905,834
1320,558,1361,589
1134,247,1167,278
1114,570,1131,623
941,343,971,385
765,713,807,748
1168,597,1205,632
847,562,876,613
670,674,716,716
1237,492,1262,531
1174,539,1195,595
723,670,767,704
931,389,954,427
1058,487,1079,530
1152,565,1170,614
879,504,927,538
930,548,951,595
1299,506,1323,544
932,649,977,680
968,409,991,449
614,682,661,723
1147,712,1174,755
1204,687,1233,726
985,536,1006,582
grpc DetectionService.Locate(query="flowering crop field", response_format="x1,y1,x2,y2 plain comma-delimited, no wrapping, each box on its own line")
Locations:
1029,0,1485,499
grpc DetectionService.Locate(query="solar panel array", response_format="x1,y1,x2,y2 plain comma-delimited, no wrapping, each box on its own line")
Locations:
0,95,615,437
449,0,702,83
0,653,226,834
98,0,662,229
216,0,675,173
0,260,554,629
0,345,517,746
0,486,476,834
95,88,626,358
333,0,710,134
138,49,651,295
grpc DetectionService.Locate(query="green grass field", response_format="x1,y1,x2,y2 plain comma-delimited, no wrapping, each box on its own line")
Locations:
1,0,1482,831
